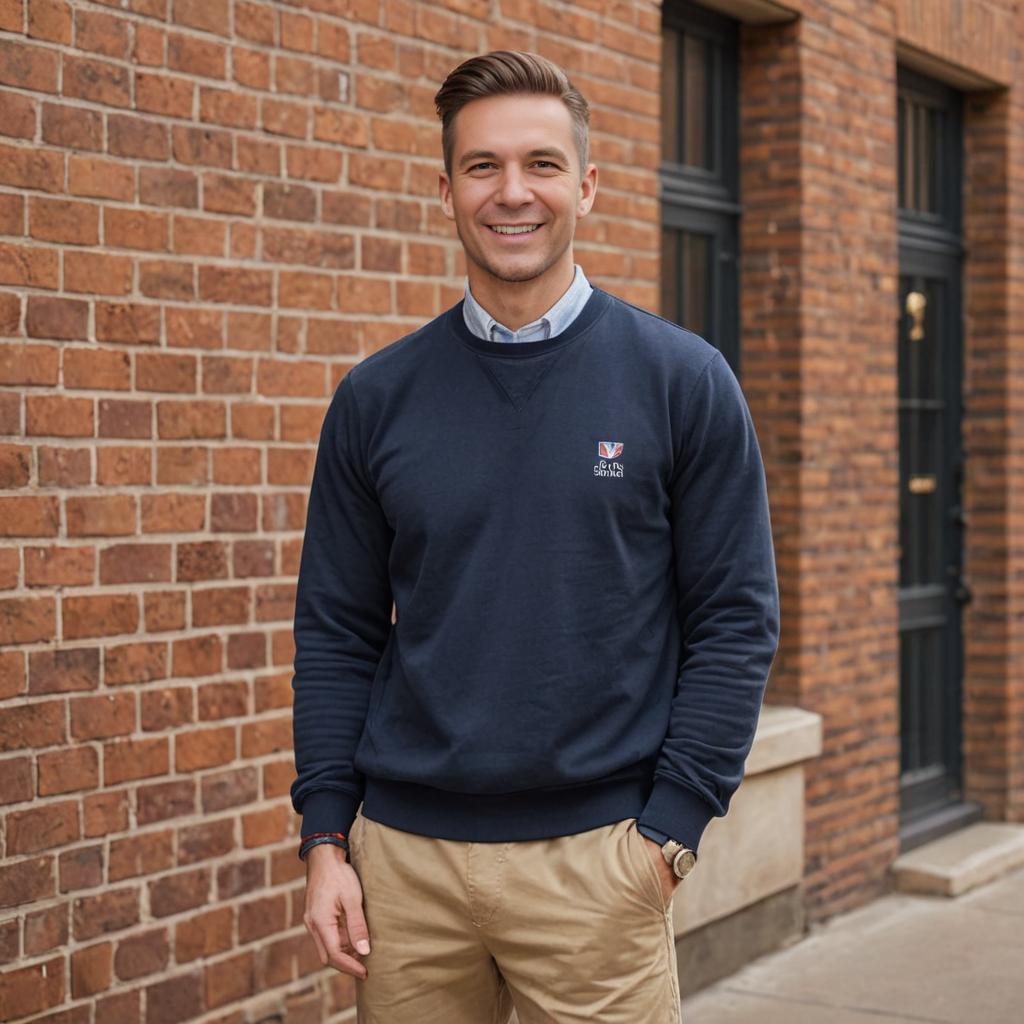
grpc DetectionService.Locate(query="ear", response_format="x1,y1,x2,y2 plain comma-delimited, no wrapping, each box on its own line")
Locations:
439,171,455,221
576,162,598,219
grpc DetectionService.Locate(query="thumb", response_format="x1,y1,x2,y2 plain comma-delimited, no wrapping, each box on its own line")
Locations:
340,883,371,956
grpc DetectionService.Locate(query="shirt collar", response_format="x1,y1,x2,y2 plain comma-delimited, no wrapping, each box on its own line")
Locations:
462,265,592,343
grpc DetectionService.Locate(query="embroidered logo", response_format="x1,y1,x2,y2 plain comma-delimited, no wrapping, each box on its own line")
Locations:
594,440,624,478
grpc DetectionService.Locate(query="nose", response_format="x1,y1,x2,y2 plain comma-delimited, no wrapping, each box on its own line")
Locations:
493,165,533,208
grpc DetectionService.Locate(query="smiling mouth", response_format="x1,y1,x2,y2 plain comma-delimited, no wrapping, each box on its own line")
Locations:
488,224,541,235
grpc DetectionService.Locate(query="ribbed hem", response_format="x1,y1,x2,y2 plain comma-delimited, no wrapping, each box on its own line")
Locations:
299,789,362,840
361,770,654,842
636,777,716,855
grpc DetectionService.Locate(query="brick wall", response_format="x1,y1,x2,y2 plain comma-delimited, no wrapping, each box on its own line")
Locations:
0,1,661,1020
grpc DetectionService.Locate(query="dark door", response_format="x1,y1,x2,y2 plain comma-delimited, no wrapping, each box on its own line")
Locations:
896,67,980,849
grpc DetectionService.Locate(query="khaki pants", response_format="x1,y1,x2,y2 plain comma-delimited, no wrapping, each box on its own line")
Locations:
347,811,683,1023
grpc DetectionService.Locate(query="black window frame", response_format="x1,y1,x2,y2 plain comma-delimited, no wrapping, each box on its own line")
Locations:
660,1,741,375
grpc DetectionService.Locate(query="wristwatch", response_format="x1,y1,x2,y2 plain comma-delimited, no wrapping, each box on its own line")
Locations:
660,838,698,880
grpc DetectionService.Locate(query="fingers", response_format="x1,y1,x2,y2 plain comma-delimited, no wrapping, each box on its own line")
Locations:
305,913,368,979
339,886,372,957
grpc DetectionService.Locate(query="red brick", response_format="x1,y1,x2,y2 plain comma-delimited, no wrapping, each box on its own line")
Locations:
135,73,194,119
64,251,133,295
0,955,64,1018
75,7,129,58
174,906,232,962
175,724,235,771
176,541,227,582
104,737,168,785
171,633,222,676
139,259,194,300
28,646,100,694
71,941,113,998
206,948,255,1008
145,591,187,633
23,902,67,955
241,804,289,848
231,540,273,577
148,866,210,917
98,398,153,439
95,303,161,344
0,754,33,803
63,54,131,107
201,355,253,393
62,592,139,639
38,745,100,796
0,699,65,753
212,446,261,484
7,799,79,855
139,166,198,208
62,346,132,389
25,296,89,340
104,641,167,686
0,442,31,485
70,692,134,741
26,391,93,432
240,715,290,758
140,686,193,732
0,37,59,91
0,856,54,913
109,830,174,881
100,543,173,584
0,92,37,140
137,779,195,827
229,403,274,441
69,156,134,201
156,400,225,439
25,545,95,587
104,208,169,252
113,928,169,981
0,342,58,384
83,789,129,838
172,214,226,256
37,447,90,487
192,585,249,627
0,594,55,643
197,677,248,720
155,444,209,485
28,198,97,248
41,101,103,151
172,124,233,167
178,819,234,867
199,86,258,129
267,447,314,485
71,888,139,941
136,351,197,393
203,172,257,216
168,31,226,78
198,265,272,306
260,96,308,138
0,496,60,537
60,846,103,898
0,241,59,288
0,141,63,193
140,492,205,533
263,182,316,222
96,446,151,486
66,495,136,537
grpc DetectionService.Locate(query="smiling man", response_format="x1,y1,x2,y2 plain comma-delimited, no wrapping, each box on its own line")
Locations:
291,51,780,1023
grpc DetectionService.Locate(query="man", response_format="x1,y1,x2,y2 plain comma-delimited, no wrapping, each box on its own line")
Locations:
290,50,780,1023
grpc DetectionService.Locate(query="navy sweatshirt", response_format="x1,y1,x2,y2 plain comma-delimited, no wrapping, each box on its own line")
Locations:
290,287,780,854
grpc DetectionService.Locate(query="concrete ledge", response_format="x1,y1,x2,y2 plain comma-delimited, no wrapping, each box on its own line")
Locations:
891,822,1024,897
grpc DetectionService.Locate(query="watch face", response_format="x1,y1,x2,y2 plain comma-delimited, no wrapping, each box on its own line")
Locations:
673,850,697,879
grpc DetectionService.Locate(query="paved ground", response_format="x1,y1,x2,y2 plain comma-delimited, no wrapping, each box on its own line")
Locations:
680,862,1024,1023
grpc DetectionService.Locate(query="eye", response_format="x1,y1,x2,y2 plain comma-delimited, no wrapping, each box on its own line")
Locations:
468,162,496,172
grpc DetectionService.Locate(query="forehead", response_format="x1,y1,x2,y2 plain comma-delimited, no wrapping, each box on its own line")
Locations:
450,94,575,158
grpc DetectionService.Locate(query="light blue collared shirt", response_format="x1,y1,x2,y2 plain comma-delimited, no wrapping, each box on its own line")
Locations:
462,265,593,343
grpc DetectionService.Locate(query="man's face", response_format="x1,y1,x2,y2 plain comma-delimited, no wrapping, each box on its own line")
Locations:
438,93,597,287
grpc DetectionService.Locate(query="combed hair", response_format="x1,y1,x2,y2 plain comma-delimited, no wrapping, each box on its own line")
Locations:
434,50,590,176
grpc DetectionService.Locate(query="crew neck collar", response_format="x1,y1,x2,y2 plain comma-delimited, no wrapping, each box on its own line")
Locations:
448,287,612,358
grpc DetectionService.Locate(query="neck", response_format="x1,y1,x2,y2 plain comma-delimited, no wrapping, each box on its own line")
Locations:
466,255,576,331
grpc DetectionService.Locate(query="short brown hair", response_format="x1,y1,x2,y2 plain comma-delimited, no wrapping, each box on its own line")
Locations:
434,51,590,177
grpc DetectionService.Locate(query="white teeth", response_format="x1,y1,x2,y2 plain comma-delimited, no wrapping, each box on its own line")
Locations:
490,224,539,235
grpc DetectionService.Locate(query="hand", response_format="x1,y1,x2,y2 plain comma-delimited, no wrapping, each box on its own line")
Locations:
641,835,681,907
302,843,371,979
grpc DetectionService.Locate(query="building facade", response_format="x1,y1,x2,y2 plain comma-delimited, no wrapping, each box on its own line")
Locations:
1,0,1022,1020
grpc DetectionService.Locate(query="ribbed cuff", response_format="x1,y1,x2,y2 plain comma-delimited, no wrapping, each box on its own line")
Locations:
636,777,715,856
299,789,361,839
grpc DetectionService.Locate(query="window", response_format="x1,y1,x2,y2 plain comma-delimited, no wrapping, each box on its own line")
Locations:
660,3,740,373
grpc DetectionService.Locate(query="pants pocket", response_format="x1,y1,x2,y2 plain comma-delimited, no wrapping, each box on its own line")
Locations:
623,819,674,914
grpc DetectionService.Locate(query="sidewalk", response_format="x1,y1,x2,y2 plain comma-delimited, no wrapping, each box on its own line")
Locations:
680,862,1024,1023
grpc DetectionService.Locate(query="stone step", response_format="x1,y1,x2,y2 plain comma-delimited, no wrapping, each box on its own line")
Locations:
891,822,1024,897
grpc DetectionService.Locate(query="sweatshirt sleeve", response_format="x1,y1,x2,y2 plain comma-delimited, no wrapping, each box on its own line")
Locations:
637,350,780,854
290,370,394,840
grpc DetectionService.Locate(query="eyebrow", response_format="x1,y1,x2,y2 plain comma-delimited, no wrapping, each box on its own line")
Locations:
458,147,571,168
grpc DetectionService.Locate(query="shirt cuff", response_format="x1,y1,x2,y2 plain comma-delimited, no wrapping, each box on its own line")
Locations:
637,777,715,857
299,790,361,840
